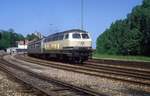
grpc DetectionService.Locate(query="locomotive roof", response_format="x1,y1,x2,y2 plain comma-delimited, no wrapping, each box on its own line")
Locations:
28,29,88,45
49,29,88,36
62,29,87,33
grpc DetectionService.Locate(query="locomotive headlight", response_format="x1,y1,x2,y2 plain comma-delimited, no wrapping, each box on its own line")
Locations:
81,41,84,46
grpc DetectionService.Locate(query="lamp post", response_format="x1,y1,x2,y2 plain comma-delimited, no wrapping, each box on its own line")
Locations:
81,0,84,30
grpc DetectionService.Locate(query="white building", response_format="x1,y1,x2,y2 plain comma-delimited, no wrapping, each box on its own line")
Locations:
6,40,29,53
16,40,29,49
34,31,43,39
6,47,17,53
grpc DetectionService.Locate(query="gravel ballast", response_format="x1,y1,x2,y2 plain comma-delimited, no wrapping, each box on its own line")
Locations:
0,69,45,96
4,55,150,96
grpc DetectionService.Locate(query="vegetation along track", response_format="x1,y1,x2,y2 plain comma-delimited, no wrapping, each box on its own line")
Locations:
1,55,104,96
16,54,150,86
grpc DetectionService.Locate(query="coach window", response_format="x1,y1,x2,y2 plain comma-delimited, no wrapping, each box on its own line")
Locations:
65,34,69,39
49,37,52,41
35,43,40,48
59,35,64,40
52,36,55,41
73,33,81,39
82,33,89,39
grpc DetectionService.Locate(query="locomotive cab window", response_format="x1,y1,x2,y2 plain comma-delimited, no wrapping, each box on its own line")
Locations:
82,33,89,39
65,34,69,39
73,33,81,39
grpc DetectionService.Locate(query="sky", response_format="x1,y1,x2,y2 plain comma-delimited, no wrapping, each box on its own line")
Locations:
0,0,143,48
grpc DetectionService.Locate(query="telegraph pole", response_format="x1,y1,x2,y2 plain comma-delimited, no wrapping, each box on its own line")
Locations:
81,0,84,30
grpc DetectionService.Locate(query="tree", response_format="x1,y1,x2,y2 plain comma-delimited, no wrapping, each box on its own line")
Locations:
26,33,39,41
0,29,25,49
96,0,150,56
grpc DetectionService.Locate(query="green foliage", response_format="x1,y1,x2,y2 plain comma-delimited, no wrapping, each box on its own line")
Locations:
0,29,24,49
0,28,40,49
96,0,150,56
93,53,150,62
26,33,39,41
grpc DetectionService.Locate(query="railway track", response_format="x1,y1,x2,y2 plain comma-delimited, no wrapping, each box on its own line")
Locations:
1,55,103,96
84,61,150,78
15,54,150,86
88,59,150,70
0,65,47,96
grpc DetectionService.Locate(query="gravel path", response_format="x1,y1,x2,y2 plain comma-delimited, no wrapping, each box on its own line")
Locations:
4,55,150,96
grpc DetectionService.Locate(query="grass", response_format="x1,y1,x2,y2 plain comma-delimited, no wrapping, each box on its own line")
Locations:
93,53,150,62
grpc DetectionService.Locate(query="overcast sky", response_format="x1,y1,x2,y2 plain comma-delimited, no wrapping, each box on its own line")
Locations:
0,0,143,47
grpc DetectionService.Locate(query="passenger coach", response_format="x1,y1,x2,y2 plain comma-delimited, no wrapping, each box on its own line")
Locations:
27,29,92,63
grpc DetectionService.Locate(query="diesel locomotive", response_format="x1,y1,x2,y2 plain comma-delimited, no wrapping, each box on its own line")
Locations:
27,29,92,63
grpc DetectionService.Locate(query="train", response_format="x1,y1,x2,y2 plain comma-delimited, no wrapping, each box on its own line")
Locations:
27,29,92,63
